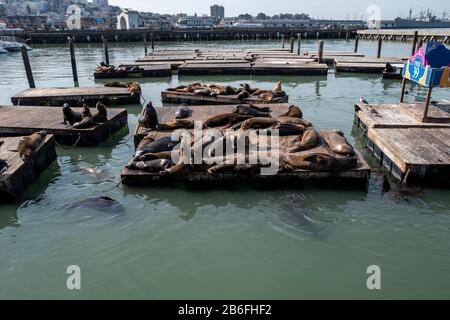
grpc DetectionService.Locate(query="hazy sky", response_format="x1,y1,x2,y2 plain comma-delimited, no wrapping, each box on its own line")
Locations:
108,0,449,19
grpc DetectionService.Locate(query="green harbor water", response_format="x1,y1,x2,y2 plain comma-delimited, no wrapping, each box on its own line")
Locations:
0,39,449,299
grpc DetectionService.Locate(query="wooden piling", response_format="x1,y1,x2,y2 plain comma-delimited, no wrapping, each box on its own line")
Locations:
377,36,382,58
289,37,294,53
21,45,35,89
151,33,154,51
318,40,324,64
422,87,433,122
144,33,148,55
354,36,359,53
103,39,109,65
281,34,285,49
68,38,78,85
411,30,418,56
346,30,350,42
297,33,301,55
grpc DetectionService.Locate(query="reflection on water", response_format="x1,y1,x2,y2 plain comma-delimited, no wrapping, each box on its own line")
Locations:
0,40,450,299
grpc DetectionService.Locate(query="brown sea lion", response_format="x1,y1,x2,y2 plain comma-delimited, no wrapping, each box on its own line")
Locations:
325,130,355,156
203,113,252,129
62,103,82,125
92,102,108,123
134,136,179,161
232,104,271,117
138,102,158,129
17,131,47,161
290,128,320,152
104,81,128,88
127,81,141,96
204,135,236,158
280,105,303,119
140,159,173,172
273,80,282,92
157,119,194,131
259,93,274,102
271,123,305,136
194,88,212,96
225,86,239,95
251,89,271,96
73,105,95,129
237,90,250,100
240,117,278,130
139,151,173,162
277,116,312,127
66,196,124,214
282,152,357,172
165,163,192,176
240,83,252,93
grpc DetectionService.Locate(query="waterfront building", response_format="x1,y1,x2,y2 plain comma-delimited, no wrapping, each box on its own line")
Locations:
210,5,224,19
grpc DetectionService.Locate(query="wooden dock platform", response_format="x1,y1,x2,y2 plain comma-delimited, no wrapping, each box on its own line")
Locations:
0,106,128,146
335,56,406,74
161,91,288,105
178,63,252,75
0,135,56,199
94,64,172,79
11,87,140,107
252,62,328,75
354,102,450,185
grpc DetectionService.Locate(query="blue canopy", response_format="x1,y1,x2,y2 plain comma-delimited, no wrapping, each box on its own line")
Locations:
425,42,450,68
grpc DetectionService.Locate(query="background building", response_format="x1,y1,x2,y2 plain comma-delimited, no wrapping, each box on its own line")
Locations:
210,5,224,19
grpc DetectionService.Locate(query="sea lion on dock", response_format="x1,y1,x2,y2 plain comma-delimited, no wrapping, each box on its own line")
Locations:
251,89,271,96
277,116,312,127
139,151,173,162
237,90,250,100
141,159,173,172
92,102,108,123
324,130,355,156
194,88,212,96
225,86,239,95
134,136,179,161
138,102,158,129
240,117,278,130
174,104,192,119
157,119,194,131
62,103,82,125
17,131,47,161
240,83,252,93
73,105,94,129
104,81,128,88
232,104,271,117
273,80,283,92
290,128,320,152
259,93,274,102
203,113,252,129
271,123,305,136
280,105,303,119
165,163,192,177
0,159,8,175
127,81,141,96
282,151,357,172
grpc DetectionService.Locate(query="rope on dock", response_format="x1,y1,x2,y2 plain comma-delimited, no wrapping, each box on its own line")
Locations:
54,133,82,149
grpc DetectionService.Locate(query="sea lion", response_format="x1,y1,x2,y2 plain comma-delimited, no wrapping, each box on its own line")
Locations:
138,102,158,129
280,105,303,119
73,105,94,129
290,128,320,152
282,151,357,172
104,81,128,88
384,63,396,73
204,135,236,158
277,116,312,127
134,136,179,161
174,104,192,119
127,81,141,96
194,88,212,96
272,90,287,98
251,89,271,96
240,117,279,130
203,113,252,129
157,119,194,131
271,123,305,136
232,104,271,117
66,196,124,214
17,131,47,161
139,151,173,162
325,130,355,156
0,159,8,175
259,93,274,102
237,90,250,100
225,86,239,95
62,103,82,125
240,83,252,93
273,80,282,92
92,102,108,123
165,163,192,177
140,159,173,172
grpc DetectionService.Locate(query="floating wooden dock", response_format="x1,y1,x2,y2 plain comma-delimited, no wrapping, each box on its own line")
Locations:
0,106,128,146
354,102,450,186
11,87,140,107
252,62,328,75
0,135,56,199
161,91,288,105
335,56,406,74
178,63,252,75
94,64,172,79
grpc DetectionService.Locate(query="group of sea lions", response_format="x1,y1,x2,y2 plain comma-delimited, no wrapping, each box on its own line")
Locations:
96,62,145,74
166,81,287,102
62,102,108,129
138,102,194,131
104,81,141,97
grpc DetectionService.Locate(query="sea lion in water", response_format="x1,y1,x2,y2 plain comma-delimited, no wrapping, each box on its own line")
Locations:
280,105,303,119
157,119,194,131
290,128,320,152
104,81,128,88
203,113,252,129
73,105,94,129
92,102,108,123
66,196,124,214
324,130,355,156
277,116,312,127
240,117,278,130
62,103,82,125
138,102,158,129
282,151,357,172
17,131,47,161
174,104,192,119
233,104,271,117
134,136,179,161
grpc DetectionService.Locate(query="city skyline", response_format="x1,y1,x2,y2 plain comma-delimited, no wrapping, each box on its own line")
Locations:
108,0,449,19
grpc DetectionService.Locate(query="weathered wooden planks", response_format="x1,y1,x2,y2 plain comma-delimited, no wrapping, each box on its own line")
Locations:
0,106,128,146
336,63,404,73
161,91,288,105
0,135,57,198
11,87,140,106
94,64,172,79
252,62,328,75
178,63,252,75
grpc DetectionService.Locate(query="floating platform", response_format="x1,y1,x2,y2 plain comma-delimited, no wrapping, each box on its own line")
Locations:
335,56,406,74
161,90,289,105
94,64,172,79
11,87,140,107
251,62,328,75
136,55,198,62
354,102,450,186
0,135,56,199
178,63,252,75
0,106,128,146
119,61,185,70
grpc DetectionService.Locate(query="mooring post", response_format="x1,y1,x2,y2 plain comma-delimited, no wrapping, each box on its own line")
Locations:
354,36,359,53
411,30,418,55
68,38,78,85
151,33,154,51
318,40,324,64
422,87,433,122
297,33,301,55
21,45,35,88
103,39,109,65
144,33,148,55
377,36,382,58
289,37,294,53
400,78,407,103
346,30,350,42
281,34,285,49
